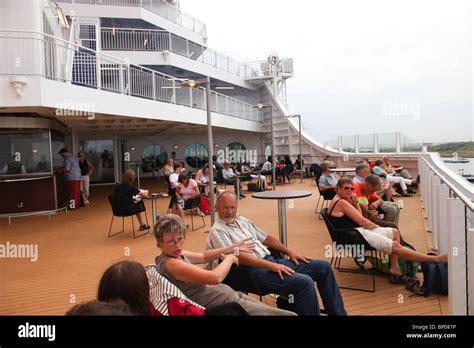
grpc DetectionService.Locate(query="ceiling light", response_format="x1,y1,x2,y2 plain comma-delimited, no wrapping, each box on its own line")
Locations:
215,86,235,90
55,5,69,29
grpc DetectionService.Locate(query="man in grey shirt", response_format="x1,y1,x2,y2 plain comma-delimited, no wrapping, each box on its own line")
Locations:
59,148,81,209
317,162,340,199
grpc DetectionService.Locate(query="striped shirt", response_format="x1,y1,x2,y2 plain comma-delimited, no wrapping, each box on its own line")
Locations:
207,215,270,269
145,265,204,316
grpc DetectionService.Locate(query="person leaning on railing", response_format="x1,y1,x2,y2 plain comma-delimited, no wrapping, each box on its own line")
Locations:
327,178,447,283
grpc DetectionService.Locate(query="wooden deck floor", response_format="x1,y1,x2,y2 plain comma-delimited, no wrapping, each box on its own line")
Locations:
0,178,447,315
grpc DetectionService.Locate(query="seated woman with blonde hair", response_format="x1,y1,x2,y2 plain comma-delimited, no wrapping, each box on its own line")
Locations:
154,214,296,315
328,178,447,282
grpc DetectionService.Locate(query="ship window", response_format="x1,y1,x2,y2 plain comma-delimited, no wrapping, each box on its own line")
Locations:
0,132,51,176
224,142,248,163
143,144,168,170
184,144,208,169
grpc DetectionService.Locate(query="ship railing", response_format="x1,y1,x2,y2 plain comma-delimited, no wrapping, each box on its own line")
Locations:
0,30,263,123
325,132,425,154
101,27,252,78
55,0,207,37
419,153,474,315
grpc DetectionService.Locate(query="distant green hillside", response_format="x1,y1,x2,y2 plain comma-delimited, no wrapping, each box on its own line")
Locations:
429,142,474,158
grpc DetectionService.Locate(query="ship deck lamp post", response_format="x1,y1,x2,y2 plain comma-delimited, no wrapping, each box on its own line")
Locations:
255,103,276,190
181,77,215,225
288,114,304,183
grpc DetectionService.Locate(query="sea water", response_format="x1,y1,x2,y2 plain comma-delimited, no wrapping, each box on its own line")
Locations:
443,158,474,181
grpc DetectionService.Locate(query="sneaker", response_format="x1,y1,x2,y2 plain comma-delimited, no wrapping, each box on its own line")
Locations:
397,200,404,209
139,224,150,231
86,200,90,205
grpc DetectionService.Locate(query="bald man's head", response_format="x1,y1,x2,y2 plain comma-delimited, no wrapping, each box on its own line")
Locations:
216,191,239,224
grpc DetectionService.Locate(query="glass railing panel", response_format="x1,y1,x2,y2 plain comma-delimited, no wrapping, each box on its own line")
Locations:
341,135,355,153
401,134,422,152
359,134,374,153
378,132,397,153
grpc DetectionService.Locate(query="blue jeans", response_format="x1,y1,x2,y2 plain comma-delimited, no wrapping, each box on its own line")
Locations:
248,256,346,316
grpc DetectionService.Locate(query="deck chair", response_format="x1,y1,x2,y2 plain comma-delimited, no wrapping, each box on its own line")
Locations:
145,265,205,316
183,196,206,231
315,184,335,220
145,265,248,316
108,194,149,239
321,208,384,292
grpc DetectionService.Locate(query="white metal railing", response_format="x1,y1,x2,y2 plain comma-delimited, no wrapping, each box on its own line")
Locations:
101,28,170,51
101,27,254,78
419,153,473,315
0,30,263,123
246,57,294,80
327,132,424,154
55,0,207,37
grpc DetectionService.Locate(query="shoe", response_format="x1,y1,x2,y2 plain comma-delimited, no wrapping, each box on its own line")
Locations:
397,200,404,209
240,194,246,198
405,278,427,296
86,200,90,205
186,224,190,230
139,224,150,231
407,188,416,194
389,274,408,284
402,192,413,197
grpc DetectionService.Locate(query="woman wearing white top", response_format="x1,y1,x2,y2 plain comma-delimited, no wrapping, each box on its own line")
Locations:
240,163,271,191
195,164,212,195
222,160,245,198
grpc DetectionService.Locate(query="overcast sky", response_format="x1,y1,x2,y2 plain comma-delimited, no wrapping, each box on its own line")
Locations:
181,0,472,143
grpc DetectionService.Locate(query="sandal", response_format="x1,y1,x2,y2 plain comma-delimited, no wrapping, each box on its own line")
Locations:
139,224,150,231
389,274,408,284
405,278,427,296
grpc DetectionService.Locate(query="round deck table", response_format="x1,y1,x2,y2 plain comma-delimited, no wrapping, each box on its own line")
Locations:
146,193,168,227
252,190,312,246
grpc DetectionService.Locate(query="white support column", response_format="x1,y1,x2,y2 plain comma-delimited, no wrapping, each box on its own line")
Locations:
435,183,450,254
395,131,401,153
469,226,474,315
338,136,342,152
374,133,379,153
71,130,77,157
447,198,467,315
426,172,435,231
418,158,425,203
431,176,441,250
